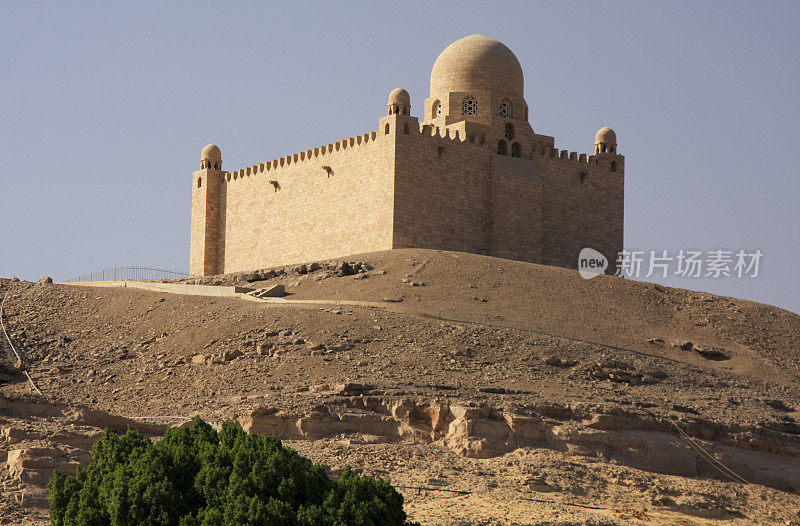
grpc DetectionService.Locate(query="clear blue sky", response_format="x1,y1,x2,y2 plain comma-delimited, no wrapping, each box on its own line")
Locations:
2,1,798,314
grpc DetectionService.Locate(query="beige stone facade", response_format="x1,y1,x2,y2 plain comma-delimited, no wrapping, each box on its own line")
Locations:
190,35,624,276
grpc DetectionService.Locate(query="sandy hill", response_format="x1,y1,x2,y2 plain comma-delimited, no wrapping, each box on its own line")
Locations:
1,249,799,524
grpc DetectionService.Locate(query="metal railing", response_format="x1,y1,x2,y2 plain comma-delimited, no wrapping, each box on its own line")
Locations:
66,267,189,283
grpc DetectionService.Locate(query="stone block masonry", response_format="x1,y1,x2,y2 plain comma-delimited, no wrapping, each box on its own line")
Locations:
190,35,624,276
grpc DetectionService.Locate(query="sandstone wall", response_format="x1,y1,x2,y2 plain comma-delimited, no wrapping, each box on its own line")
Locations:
488,153,543,263
391,117,493,255
193,131,395,275
190,115,624,276
537,150,624,269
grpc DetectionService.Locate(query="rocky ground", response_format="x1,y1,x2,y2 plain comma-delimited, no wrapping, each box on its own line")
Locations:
1,248,799,524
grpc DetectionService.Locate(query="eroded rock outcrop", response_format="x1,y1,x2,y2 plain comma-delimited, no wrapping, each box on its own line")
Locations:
239,397,800,492
1,393,168,510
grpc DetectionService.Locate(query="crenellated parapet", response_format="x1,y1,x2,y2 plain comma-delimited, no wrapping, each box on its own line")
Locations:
221,131,381,183
218,120,621,193
529,131,623,176
224,115,495,187
418,123,465,141
411,117,623,174
535,147,601,163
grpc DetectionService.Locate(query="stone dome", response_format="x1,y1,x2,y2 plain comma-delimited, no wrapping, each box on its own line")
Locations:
388,87,410,106
201,144,221,160
595,127,617,145
430,35,524,97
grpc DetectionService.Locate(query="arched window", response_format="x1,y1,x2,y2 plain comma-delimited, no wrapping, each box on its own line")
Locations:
403,123,409,134
511,142,521,158
432,100,442,117
505,123,515,141
500,100,513,118
214,162,219,170
197,177,202,188
462,97,477,116
385,123,390,134
611,161,617,172
497,140,507,155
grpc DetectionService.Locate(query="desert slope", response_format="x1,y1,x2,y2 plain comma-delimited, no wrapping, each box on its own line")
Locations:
1,249,799,524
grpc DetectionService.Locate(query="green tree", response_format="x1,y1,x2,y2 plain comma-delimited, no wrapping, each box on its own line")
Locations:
48,418,419,526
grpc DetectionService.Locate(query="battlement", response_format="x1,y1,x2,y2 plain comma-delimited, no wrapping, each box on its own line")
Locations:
418,123,465,142
539,147,589,163
407,120,616,168
216,114,618,180
533,145,624,173
221,118,512,185
223,130,381,183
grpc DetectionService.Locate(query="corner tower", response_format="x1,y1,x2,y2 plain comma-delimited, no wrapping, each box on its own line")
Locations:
595,127,617,154
190,144,223,276
593,126,623,174
387,87,411,116
379,86,418,142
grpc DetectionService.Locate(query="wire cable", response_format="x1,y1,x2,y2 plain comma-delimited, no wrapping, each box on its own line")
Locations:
1,284,43,396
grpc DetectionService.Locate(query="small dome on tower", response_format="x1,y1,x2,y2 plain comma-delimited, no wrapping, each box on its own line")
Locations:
201,144,221,160
595,127,616,145
200,144,222,170
594,127,618,155
386,88,411,116
388,88,410,106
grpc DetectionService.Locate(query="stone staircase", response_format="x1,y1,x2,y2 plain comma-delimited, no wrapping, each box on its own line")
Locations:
245,284,286,299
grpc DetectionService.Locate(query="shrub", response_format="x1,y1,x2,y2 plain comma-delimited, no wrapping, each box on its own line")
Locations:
48,417,419,525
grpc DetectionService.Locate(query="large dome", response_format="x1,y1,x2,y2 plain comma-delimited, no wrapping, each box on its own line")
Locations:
430,35,524,97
